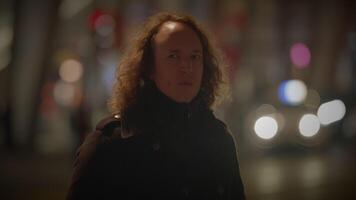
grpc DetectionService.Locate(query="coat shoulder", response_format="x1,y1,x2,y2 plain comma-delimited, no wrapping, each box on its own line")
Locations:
95,114,121,137
77,114,122,162
69,115,121,181
206,111,237,147
207,111,231,136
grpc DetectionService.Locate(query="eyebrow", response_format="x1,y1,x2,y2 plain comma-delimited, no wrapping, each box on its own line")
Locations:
192,50,202,54
167,49,202,53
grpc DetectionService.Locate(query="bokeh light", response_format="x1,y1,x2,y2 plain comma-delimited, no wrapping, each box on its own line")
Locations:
0,26,13,49
59,59,83,83
95,34,115,48
256,104,277,115
300,159,324,188
278,79,307,106
256,162,282,194
304,89,321,109
59,0,93,20
317,99,346,125
299,114,321,138
0,26,13,71
0,49,11,71
94,14,116,37
53,80,75,106
254,116,278,140
290,42,311,68
87,9,104,30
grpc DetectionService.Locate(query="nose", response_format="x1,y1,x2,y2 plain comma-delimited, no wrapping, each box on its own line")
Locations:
179,58,193,73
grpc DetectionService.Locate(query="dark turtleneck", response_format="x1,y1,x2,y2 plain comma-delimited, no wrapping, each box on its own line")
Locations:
122,80,210,137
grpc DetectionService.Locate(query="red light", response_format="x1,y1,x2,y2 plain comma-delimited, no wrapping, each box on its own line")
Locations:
87,10,104,30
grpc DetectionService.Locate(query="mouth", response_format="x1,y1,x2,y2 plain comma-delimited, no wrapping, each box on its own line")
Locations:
179,81,193,86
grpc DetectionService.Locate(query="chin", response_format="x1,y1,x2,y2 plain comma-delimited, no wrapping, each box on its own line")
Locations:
172,98,189,103
179,99,192,103
174,95,195,103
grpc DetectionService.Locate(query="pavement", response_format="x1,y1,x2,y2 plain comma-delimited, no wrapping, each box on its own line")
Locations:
1,143,355,200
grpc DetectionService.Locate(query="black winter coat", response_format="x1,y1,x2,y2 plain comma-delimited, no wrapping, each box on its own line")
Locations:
67,83,245,200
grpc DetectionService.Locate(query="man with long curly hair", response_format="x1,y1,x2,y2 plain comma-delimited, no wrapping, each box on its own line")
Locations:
67,12,245,200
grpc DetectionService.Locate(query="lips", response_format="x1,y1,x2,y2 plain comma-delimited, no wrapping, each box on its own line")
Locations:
179,81,193,86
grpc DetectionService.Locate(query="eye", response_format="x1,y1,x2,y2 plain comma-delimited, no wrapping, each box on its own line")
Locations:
191,54,202,60
168,53,178,59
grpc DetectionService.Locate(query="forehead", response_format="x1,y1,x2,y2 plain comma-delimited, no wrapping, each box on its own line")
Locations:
153,21,202,50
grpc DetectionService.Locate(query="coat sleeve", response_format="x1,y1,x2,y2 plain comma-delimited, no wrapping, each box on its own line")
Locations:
66,129,108,200
228,135,246,200
210,114,246,199
66,115,121,200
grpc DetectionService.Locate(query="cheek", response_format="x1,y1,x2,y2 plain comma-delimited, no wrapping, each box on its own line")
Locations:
152,65,175,87
196,65,204,80
159,65,178,81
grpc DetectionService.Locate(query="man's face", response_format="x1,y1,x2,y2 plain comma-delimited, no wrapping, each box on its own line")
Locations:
151,21,203,103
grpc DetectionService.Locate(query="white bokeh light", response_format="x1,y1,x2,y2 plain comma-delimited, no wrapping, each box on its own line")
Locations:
254,116,278,140
59,59,83,83
317,100,346,125
299,114,320,137
285,80,307,105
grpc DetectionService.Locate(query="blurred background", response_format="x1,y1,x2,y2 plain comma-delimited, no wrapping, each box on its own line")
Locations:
0,0,355,199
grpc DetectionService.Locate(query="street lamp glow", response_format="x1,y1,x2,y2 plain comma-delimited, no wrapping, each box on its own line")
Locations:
278,79,307,106
290,42,311,68
317,100,346,125
59,59,83,83
254,116,278,140
53,80,75,106
299,114,320,137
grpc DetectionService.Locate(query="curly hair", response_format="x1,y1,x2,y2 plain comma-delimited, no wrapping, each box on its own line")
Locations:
108,12,230,115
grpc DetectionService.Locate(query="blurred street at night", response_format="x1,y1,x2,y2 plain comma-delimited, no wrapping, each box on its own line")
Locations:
1,0,355,199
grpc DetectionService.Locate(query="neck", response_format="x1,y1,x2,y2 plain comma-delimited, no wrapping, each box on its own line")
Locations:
122,80,207,133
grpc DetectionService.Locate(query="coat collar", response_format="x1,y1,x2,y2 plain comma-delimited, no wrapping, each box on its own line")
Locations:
122,80,210,134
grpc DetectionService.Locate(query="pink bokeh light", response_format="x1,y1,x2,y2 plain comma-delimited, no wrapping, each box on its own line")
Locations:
290,43,311,68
